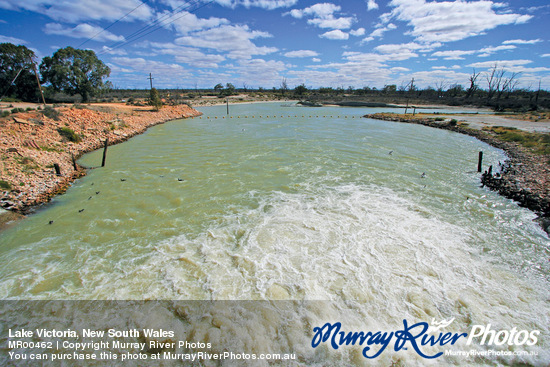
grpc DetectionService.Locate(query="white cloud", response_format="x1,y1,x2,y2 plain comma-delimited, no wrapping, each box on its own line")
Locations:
157,10,229,35
431,50,476,60
44,23,125,42
367,0,378,11
289,3,355,30
542,54,550,58
350,28,366,36
175,25,277,59
146,42,226,68
284,50,319,58
0,0,153,23
0,35,28,45
312,58,321,62
369,23,396,38
386,0,533,43
320,29,349,40
213,0,298,9
477,44,516,57
502,39,542,45
101,46,127,55
226,58,289,86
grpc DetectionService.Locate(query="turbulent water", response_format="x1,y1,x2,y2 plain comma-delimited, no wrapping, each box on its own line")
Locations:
0,103,548,365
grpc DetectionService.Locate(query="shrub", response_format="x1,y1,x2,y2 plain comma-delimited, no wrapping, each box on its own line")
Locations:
57,127,81,142
434,117,445,121
449,119,458,126
1,111,10,118
0,180,11,190
41,106,62,121
11,107,25,113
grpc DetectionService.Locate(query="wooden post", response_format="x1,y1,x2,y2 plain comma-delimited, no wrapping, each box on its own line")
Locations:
71,154,78,171
477,151,483,172
53,163,61,176
102,138,109,167
226,98,229,115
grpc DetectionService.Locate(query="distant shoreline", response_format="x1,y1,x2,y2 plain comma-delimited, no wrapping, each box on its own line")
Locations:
364,113,550,234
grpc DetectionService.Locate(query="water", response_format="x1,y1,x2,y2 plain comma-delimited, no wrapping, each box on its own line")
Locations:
0,103,548,365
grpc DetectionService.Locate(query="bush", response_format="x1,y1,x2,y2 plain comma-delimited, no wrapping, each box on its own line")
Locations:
57,127,81,142
41,106,62,121
0,180,12,190
1,111,10,118
11,107,25,113
449,119,458,126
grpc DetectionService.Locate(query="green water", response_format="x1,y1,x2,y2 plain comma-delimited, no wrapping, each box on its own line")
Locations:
0,103,548,364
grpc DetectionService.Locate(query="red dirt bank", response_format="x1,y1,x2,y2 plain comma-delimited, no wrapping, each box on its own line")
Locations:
1,104,202,213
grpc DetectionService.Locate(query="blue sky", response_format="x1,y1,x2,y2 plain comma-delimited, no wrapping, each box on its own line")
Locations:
1,0,549,90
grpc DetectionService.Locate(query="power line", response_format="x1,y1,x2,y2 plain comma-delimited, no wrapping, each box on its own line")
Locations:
98,0,214,56
78,0,152,48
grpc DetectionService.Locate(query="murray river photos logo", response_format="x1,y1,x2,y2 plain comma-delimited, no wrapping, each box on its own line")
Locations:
311,318,540,359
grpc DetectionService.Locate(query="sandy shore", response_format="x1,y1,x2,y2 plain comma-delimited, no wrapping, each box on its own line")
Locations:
0,103,201,214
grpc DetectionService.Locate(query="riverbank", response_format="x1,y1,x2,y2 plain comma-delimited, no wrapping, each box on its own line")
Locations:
0,103,202,215
364,113,550,234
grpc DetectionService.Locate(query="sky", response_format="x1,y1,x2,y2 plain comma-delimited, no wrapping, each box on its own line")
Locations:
0,0,549,90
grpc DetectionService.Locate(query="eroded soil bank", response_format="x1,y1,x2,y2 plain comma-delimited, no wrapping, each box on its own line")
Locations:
1,103,202,214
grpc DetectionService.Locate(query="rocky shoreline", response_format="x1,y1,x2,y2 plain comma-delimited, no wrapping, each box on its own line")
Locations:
364,113,550,234
1,104,202,214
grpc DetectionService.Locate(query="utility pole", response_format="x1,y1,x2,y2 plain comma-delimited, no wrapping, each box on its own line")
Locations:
148,73,154,89
31,60,47,107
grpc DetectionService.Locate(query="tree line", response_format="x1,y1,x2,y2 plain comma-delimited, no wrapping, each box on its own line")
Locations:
0,43,110,103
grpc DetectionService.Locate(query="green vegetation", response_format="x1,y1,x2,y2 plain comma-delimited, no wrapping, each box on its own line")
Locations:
57,127,81,142
0,43,39,102
1,111,10,118
484,126,550,155
15,156,40,174
149,88,163,111
40,46,110,102
10,107,25,113
0,180,12,190
41,106,61,120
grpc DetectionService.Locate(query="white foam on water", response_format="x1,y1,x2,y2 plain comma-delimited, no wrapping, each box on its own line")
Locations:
105,183,547,365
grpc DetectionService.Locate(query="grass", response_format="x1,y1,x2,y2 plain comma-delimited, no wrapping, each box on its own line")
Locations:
483,126,550,155
57,127,82,143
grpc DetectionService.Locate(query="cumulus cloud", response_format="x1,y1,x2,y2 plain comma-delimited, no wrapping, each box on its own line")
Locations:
157,10,229,35
0,0,153,23
284,50,319,58
213,0,298,9
320,29,349,40
289,3,355,30
431,50,476,60
175,24,278,59
44,23,125,42
367,0,378,11
350,28,366,36
385,0,533,43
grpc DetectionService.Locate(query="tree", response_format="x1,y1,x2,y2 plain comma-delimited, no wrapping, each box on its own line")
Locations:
149,88,163,111
0,43,39,101
40,46,110,102
225,83,235,95
465,69,480,99
280,77,288,96
294,84,307,97
214,83,224,94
